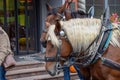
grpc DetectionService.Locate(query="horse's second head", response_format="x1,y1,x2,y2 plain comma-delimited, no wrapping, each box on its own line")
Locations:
40,2,67,48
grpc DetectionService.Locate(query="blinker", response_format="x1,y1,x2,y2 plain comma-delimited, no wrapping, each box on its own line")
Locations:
60,30,65,37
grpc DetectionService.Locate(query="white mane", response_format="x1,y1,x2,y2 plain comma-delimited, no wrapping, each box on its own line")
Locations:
61,18,101,52
46,25,60,47
47,18,120,53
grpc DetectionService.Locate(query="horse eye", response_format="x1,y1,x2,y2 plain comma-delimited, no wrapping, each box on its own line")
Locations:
51,44,54,48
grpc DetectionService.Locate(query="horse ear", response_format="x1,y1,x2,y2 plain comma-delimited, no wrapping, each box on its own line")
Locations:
55,21,61,33
58,1,67,13
46,3,52,11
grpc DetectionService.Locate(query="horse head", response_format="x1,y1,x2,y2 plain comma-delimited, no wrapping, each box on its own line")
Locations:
45,22,73,76
40,1,67,48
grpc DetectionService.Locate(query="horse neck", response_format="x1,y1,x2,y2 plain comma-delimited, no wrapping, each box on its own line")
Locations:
59,1,67,13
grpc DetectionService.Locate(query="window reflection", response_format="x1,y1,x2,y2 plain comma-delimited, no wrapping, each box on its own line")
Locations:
0,0,37,54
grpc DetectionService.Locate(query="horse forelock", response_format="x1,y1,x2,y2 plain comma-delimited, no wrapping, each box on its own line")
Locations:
61,18,102,53
46,25,59,47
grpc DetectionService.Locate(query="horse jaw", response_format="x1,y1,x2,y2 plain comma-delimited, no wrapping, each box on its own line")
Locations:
45,62,61,76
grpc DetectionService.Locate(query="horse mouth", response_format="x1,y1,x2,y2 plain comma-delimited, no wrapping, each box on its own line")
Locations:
47,69,60,76
47,70,56,76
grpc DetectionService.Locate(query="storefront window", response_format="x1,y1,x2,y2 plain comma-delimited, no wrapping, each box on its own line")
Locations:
0,0,38,55
17,0,37,53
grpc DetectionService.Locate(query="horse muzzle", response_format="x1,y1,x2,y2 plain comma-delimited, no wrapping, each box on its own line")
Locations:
47,70,56,76
46,62,62,76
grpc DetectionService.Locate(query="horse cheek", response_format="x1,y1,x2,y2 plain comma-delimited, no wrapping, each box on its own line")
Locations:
61,40,72,57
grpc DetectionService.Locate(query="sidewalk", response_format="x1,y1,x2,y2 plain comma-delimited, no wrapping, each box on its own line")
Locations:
14,53,45,62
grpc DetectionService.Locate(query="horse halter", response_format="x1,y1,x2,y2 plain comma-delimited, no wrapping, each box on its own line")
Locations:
44,30,69,71
44,20,118,69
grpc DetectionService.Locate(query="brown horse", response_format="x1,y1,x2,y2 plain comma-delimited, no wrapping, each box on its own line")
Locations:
45,18,120,80
40,1,67,48
40,1,88,48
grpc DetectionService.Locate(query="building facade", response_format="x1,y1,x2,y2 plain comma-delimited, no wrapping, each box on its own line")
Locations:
0,0,119,55
0,0,63,55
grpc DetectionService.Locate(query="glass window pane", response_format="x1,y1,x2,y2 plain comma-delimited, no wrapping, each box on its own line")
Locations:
18,0,37,52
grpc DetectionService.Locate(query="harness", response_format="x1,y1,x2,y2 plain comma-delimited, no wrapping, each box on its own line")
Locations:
57,21,114,67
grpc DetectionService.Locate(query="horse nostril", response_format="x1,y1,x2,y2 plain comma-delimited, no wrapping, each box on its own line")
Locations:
47,70,56,76
41,41,47,48
56,63,62,70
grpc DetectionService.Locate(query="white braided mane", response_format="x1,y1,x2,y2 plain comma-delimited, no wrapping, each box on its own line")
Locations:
61,18,101,52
